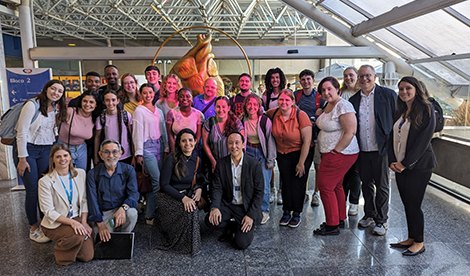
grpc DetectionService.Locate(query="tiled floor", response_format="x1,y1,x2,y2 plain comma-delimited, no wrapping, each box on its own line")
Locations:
2,170,470,276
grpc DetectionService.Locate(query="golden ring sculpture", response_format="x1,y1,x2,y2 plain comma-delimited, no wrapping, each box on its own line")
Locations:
152,25,252,77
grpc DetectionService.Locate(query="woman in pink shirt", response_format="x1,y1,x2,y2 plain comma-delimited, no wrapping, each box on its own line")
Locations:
58,90,101,170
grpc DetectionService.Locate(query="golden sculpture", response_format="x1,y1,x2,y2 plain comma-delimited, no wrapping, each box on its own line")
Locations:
169,34,224,97
152,25,252,97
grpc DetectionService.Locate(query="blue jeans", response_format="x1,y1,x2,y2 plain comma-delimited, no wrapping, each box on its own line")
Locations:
246,145,272,213
57,140,87,170
143,139,163,219
13,143,52,226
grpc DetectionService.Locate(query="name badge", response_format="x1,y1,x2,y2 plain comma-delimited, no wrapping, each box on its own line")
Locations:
68,204,73,218
234,185,241,191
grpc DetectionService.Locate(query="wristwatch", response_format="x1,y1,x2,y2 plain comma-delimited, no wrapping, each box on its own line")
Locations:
122,205,129,211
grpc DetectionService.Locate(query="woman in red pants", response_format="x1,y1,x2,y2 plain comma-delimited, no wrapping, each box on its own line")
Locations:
313,76,359,235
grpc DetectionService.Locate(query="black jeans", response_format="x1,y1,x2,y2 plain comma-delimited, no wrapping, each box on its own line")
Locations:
342,160,361,204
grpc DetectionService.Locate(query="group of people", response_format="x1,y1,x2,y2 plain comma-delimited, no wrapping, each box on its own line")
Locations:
11,63,437,265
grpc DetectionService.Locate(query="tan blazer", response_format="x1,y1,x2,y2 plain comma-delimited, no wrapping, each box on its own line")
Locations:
39,168,87,229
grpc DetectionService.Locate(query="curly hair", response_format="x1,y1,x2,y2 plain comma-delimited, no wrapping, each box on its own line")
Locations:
215,96,240,136
397,76,431,129
160,74,183,99
173,128,197,180
120,73,140,103
264,67,286,93
241,94,263,120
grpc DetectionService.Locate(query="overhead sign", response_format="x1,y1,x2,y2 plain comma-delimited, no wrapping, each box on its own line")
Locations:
6,68,52,107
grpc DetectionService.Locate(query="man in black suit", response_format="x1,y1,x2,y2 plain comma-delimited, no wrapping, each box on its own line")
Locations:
206,132,264,249
349,65,397,236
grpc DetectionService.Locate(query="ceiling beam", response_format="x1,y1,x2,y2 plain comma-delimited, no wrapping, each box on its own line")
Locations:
351,0,466,36
409,53,470,64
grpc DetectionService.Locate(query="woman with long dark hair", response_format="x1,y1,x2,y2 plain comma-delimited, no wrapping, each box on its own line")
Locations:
38,144,93,265
58,90,101,170
153,128,203,255
14,79,67,243
202,96,244,173
389,76,437,256
133,83,169,225
94,90,133,165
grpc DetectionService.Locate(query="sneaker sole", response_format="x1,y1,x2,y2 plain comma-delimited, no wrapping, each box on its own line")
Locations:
288,222,301,228
348,211,358,216
372,230,387,236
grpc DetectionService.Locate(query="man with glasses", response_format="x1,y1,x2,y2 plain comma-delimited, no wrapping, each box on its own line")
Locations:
87,139,139,242
349,65,397,236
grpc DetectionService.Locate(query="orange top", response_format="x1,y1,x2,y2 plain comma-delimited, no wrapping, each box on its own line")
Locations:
266,108,312,154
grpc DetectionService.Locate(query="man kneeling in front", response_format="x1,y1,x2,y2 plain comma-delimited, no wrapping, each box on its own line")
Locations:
87,139,139,242
206,132,264,249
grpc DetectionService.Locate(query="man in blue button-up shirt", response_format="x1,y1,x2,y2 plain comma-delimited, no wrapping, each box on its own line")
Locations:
87,139,139,242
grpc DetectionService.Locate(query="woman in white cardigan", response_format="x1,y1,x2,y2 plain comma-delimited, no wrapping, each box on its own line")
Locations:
38,143,93,265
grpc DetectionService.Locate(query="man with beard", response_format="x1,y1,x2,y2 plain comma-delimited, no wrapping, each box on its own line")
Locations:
230,73,253,117
87,139,139,242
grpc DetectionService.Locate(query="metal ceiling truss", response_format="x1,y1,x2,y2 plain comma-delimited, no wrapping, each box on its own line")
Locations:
1,0,325,44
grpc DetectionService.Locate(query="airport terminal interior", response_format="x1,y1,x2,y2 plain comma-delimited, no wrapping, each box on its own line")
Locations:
1,0,470,275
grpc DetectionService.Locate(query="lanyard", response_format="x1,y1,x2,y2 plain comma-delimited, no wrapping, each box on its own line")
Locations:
59,173,73,204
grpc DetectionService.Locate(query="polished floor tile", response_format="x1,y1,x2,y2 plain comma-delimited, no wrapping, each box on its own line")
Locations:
2,169,470,275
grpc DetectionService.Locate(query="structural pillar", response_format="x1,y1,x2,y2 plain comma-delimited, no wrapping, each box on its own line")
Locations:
19,0,35,68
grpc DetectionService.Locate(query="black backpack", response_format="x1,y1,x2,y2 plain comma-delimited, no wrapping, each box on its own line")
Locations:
428,97,444,132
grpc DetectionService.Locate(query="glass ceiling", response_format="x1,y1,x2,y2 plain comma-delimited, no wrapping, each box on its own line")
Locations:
319,0,470,87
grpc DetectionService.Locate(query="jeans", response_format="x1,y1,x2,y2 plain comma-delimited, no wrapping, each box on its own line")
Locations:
246,145,271,213
57,140,88,170
143,139,163,219
13,143,52,226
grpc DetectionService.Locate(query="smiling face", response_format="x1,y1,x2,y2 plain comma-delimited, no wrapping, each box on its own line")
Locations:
81,95,97,114
246,97,260,117
46,83,65,104
270,73,281,89
278,92,294,111
357,66,376,93
238,75,252,94
204,78,218,99
215,98,229,119
227,133,244,159
398,81,416,106
343,68,358,90
300,75,314,90
52,149,72,171
166,77,178,95
105,67,119,85
141,87,155,104
122,76,137,93
320,81,340,103
104,93,119,113
86,76,101,91
99,142,122,168
145,70,160,86
179,132,196,156
178,90,193,107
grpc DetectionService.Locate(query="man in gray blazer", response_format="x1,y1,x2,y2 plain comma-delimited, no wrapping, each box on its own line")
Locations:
349,65,397,236
206,132,264,249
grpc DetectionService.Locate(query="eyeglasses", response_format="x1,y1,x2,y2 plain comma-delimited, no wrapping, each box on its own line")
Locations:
101,150,120,156
358,74,373,79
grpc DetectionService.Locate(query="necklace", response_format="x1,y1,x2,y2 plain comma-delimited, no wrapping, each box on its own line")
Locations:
183,154,191,162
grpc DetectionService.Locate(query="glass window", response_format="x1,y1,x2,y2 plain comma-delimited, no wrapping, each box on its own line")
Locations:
350,0,414,17
370,29,430,60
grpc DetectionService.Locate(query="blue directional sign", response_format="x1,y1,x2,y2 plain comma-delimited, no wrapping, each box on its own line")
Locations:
6,68,52,107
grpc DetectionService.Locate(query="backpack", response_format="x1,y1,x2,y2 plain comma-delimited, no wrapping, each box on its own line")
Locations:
295,89,322,110
0,99,40,145
428,97,444,133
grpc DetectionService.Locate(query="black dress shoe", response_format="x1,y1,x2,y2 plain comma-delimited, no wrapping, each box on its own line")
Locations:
402,245,425,256
313,225,340,236
319,220,345,229
390,242,412,248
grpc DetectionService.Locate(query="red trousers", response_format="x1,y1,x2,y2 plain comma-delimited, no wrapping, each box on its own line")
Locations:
318,152,358,226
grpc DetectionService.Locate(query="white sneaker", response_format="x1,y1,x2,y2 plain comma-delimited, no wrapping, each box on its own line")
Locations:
261,212,270,225
30,228,50,243
348,204,358,216
277,190,283,205
372,223,388,236
311,192,320,207
358,216,374,228
269,188,276,203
